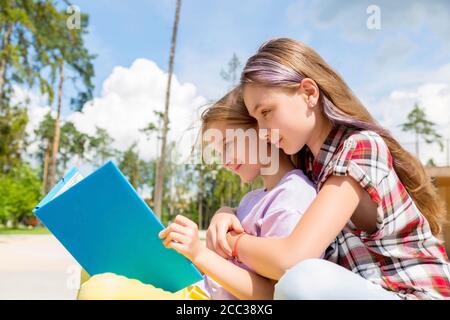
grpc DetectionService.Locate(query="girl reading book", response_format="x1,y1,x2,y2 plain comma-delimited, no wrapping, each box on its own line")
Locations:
77,86,317,300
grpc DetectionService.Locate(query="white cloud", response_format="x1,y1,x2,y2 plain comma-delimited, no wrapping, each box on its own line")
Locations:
67,58,207,163
19,58,207,172
371,82,450,166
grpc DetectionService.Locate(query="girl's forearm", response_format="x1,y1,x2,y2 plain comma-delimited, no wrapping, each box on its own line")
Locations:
226,232,325,280
226,233,297,280
227,176,363,280
193,248,276,300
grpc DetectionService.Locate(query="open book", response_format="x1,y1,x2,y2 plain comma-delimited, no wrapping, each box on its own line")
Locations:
33,160,203,292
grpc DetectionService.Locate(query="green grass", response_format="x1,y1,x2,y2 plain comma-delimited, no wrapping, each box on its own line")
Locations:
0,226,50,235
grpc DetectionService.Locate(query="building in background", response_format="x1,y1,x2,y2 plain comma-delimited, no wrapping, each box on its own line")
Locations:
427,166,450,256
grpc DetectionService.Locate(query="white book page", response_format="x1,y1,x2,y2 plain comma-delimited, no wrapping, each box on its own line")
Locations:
52,171,85,201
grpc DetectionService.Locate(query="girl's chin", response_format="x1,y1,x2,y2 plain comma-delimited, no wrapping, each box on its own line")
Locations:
239,173,258,184
282,142,304,155
281,145,296,155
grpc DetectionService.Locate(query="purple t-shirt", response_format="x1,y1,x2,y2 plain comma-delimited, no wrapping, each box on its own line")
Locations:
198,169,317,300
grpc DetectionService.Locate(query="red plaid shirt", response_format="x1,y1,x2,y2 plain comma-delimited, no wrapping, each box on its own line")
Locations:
301,125,450,299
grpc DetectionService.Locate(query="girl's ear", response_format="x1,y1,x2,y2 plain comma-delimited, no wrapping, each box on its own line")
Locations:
299,78,320,108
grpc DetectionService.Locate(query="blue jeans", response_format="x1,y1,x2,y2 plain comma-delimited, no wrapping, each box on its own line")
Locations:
274,259,401,300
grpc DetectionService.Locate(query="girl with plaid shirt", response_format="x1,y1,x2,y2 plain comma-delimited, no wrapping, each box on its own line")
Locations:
208,38,450,299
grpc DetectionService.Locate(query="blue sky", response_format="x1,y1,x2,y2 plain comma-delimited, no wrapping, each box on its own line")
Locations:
72,0,450,101
25,0,450,166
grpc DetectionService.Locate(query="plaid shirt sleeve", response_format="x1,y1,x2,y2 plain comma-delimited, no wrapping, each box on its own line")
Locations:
319,131,393,237
327,131,391,204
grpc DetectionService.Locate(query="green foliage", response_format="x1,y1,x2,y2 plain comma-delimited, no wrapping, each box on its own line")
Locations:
0,226,49,234
401,103,443,147
1,0,96,193
88,127,117,166
58,121,90,169
426,158,437,167
34,111,116,178
0,1,95,229
0,163,42,227
32,0,95,110
118,143,154,190
0,104,28,173
401,103,443,158
0,0,80,105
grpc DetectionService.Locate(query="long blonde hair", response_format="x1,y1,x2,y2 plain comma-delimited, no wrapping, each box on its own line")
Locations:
240,38,446,236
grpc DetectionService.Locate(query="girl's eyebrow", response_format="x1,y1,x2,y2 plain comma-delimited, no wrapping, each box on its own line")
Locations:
252,102,274,115
251,103,265,115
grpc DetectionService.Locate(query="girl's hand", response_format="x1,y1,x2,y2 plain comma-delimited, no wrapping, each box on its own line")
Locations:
159,215,205,262
206,207,244,259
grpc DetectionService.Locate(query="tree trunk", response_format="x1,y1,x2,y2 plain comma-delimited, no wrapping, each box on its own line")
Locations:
198,195,203,230
154,0,181,218
48,61,64,188
198,169,203,230
197,164,205,230
0,23,13,106
42,140,52,193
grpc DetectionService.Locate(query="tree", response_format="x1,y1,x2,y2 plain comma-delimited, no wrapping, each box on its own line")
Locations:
58,121,90,170
140,110,165,158
426,158,437,167
0,0,79,107
0,1,95,189
0,163,41,227
32,1,95,111
118,143,153,190
88,127,117,166
220,53,241,89
0,103,28,173
33,3,95,190
0,0,55,173
35,112,94,192
0,0,39,105
34,111,54,191
400,103,443,159
153,0,182,218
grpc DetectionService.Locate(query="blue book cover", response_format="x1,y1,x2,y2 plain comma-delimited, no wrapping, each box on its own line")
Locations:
34,160,203,293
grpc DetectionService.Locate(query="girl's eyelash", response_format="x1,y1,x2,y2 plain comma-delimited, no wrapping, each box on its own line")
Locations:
261,110,271,117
